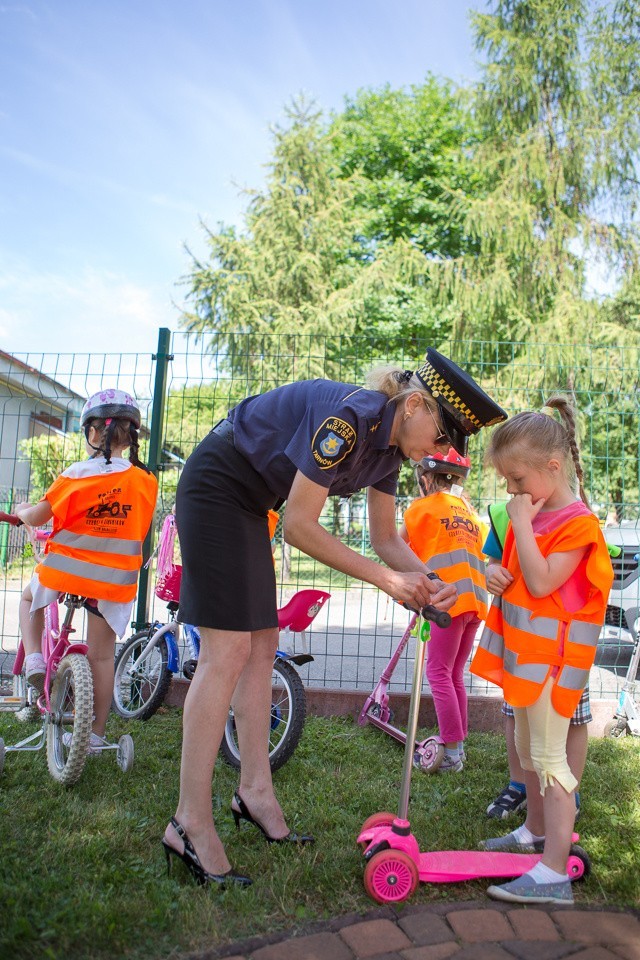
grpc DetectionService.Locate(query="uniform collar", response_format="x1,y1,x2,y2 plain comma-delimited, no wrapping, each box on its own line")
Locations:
372,400,398,450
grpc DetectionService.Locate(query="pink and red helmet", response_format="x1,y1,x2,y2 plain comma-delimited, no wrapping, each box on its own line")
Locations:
419,449,471,481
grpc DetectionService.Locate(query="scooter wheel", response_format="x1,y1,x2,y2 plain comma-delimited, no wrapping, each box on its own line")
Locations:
603,719,627,739
566,844,591,881
358,811,396,846
360,811,396,833
414,737,444,773
364,849,419,904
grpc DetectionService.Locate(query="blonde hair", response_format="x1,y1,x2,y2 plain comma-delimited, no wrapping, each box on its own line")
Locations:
366,364,438,412
485,395,589,507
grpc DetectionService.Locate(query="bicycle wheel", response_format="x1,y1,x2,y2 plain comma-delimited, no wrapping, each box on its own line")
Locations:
46,653,94,785
112,628,172,720
220,658,306,772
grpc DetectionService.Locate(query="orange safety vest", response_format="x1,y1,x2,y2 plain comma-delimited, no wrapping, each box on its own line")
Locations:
403,491,488,620
470,512,613,718
37,466,158,603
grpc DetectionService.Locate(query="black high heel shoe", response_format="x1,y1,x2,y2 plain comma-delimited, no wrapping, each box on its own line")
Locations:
162,816,252,887
231,791,314,845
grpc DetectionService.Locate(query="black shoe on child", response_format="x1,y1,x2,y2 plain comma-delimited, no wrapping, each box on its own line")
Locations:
486,784,527,820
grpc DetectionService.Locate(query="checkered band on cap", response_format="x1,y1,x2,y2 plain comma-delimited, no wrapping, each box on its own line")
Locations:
415,359,482,429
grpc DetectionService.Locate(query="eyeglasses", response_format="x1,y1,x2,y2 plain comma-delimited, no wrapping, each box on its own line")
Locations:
424,401,451,447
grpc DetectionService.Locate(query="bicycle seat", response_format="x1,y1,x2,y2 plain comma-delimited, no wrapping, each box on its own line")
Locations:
277,589,330,631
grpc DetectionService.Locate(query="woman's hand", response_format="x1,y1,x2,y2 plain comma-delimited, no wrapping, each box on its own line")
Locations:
485,562,513,596
385,570,456,612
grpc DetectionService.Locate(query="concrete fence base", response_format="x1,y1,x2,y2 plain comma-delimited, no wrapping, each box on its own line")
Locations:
164,678,617,737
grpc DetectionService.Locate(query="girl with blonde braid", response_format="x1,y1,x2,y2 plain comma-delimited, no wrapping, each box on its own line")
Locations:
471,396,613,904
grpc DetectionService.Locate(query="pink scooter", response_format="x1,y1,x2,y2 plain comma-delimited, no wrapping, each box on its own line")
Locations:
357,605,590,904
358,610,444,772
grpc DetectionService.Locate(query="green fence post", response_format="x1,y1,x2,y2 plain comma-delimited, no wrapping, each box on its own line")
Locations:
134,327,173,629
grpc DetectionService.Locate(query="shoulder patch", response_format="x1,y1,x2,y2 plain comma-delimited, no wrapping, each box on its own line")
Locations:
311,417,357,469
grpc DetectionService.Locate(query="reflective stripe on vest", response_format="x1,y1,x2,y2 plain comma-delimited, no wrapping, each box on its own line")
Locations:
567,621,601,647
40,553,139,586
556,664,590,691
479,625,504,657
503,647,549,684
429,548,486,576
52,530,142,557
501,598,560,642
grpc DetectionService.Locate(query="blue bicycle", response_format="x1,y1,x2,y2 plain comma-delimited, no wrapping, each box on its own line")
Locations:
112,571,329,771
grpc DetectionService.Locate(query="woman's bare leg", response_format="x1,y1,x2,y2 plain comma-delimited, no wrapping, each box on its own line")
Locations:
165,627,251,873
231,626,290,839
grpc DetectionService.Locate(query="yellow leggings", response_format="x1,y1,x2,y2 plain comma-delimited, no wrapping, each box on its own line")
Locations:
513,678,578,795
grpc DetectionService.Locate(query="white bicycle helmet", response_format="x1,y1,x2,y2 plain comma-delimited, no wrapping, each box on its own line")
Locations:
80,389,141,429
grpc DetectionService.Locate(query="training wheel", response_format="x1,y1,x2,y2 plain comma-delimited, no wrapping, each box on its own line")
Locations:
414,736,444,773
566,844,591,881
116,734,134,773
364,849,419,904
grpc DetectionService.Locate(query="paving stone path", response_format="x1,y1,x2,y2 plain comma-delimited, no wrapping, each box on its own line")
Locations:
194,902,640,960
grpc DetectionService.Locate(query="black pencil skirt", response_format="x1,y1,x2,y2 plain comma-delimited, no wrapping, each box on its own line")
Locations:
175,429,280,631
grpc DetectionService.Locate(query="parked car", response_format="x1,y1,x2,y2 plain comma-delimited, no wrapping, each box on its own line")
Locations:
595,523,640,677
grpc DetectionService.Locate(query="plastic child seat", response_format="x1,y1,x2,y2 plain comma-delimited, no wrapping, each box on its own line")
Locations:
155,564,182,603
277,589,330,631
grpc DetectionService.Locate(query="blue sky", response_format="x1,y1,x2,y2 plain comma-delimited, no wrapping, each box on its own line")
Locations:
0,1,479,356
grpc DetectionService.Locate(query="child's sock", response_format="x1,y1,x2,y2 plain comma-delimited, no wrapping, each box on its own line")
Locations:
444,747,460,762
526,862,568,884
511,823,545,844
25,652,46,672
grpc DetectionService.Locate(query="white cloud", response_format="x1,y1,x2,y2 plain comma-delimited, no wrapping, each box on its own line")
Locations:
0,257,179,356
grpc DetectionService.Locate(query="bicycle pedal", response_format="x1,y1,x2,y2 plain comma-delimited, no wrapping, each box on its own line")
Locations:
0,695,26,710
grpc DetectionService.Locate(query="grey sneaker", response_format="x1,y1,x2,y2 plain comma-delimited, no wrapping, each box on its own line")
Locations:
479,830,544,853
438,754,463,774
486,784,527,819
487,873,573,905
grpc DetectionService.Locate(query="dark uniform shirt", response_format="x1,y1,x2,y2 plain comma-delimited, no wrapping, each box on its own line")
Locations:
229,379,404,502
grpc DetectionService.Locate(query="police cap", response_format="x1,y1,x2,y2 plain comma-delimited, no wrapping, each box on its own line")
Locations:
414,348,507,456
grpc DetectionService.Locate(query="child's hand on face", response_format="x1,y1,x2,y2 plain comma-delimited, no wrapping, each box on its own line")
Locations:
486,562,513,596
507,493,545,525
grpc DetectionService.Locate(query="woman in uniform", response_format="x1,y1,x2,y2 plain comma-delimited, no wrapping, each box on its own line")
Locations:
161,349,507,888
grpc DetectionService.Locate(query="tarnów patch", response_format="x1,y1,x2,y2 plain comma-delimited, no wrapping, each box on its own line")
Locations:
311,417,356,469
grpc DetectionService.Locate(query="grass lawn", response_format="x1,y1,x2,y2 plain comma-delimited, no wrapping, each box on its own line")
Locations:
1,709,639,960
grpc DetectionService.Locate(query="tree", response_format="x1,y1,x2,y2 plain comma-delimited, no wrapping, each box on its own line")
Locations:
431,0,640,355
180,97,369,390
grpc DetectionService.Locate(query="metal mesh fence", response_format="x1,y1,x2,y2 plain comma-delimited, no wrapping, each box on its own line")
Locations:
1,332,638,702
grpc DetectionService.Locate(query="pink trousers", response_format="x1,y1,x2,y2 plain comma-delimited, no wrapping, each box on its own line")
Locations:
425,611,480,743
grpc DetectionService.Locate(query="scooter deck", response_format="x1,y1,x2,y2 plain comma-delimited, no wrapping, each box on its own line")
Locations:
418,849,541,883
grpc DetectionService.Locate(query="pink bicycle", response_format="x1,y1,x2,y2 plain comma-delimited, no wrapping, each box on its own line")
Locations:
0,512,133,786
356,606,590,903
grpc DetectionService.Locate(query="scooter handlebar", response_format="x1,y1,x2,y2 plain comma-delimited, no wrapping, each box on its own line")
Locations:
419,604,452,629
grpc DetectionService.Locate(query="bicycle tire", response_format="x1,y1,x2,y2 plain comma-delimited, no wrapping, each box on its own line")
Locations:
112,628,172,720
220,657,306,772
46,654,94,786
